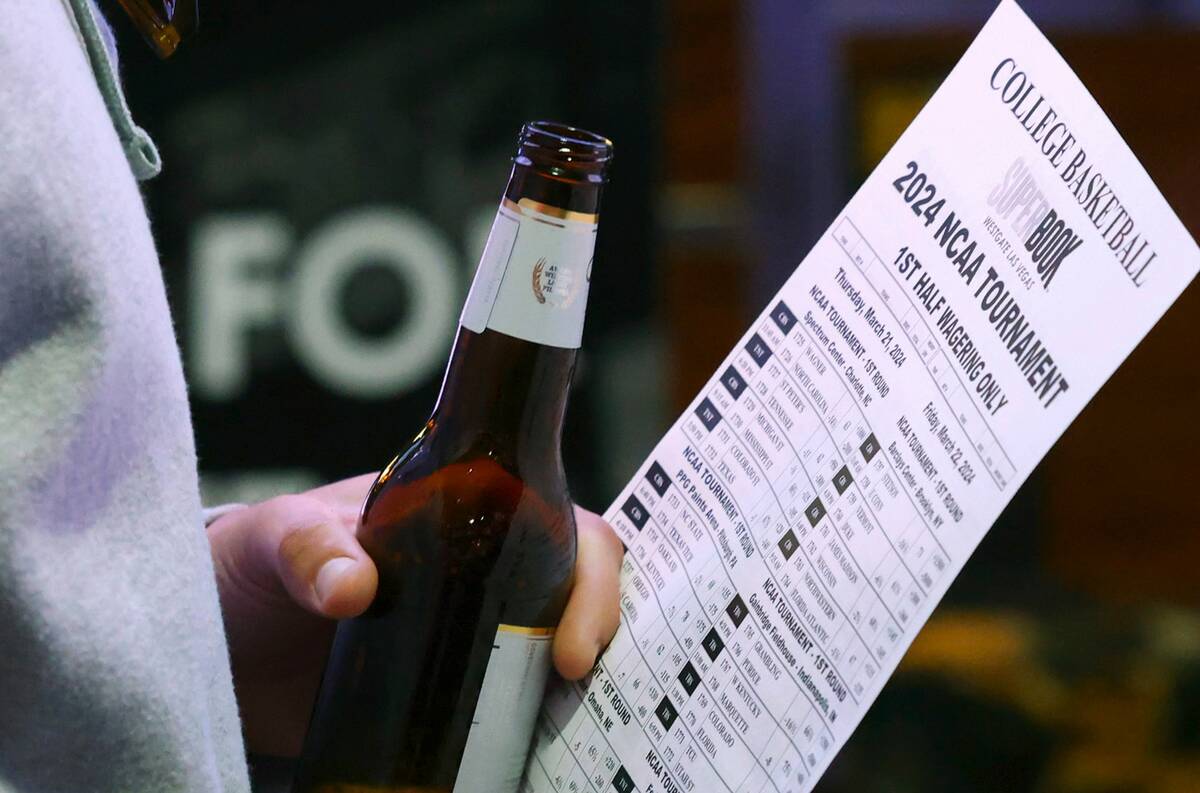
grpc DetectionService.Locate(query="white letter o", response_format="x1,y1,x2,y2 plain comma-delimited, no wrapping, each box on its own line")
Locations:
287,207,459,397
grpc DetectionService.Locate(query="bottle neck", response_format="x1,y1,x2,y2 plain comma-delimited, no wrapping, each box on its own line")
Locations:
504,157,604,214
430,326,576,465
432,158,604,465
459,161,602,351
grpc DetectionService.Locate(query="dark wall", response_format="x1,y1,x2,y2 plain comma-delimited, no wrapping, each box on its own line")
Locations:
105,0,662,506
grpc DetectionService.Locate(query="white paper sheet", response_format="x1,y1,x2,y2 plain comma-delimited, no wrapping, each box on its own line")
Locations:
521,3,1198,791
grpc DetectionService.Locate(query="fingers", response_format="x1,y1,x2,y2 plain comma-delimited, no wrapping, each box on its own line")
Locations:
213,481,622,672
242,493,379,619
307,472,379,512
553,506,624,680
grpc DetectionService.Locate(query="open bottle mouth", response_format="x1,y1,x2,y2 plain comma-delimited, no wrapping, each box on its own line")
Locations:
516,121,614,181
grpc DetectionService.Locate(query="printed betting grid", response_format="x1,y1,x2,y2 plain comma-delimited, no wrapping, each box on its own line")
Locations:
527,275,957,793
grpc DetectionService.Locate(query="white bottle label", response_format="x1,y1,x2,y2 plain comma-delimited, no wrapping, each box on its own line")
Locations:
453,624,555,793
460,198,597,349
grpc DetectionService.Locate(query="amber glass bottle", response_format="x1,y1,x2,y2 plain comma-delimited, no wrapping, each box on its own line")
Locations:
114,0,197,57
292,121,613,793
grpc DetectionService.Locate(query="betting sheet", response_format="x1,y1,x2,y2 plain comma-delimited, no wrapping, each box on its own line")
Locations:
521,2,1199,792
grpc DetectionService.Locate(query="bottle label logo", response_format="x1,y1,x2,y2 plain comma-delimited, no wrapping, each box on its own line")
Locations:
462,199,596,348
531,256,585,308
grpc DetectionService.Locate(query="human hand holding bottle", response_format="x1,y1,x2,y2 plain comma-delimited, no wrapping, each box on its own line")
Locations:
206,473,623,757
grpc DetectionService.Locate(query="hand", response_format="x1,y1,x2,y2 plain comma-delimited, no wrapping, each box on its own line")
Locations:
206,474,623,758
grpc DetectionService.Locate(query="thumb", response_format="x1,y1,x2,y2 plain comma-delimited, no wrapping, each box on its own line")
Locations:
223,494,379,619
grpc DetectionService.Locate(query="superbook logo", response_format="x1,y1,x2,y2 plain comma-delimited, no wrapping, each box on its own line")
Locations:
986,157,1083,291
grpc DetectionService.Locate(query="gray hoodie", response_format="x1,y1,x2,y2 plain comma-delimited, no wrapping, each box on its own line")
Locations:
0,1,250,790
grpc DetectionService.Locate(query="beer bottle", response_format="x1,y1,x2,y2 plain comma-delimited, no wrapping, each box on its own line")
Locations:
292,121,613,793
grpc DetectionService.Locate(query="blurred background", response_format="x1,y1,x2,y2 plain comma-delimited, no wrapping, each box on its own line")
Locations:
104,0,1199,790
